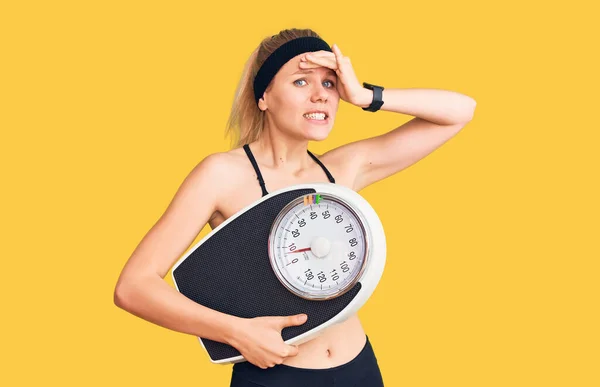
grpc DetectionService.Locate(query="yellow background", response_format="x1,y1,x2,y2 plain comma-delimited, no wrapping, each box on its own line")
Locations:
2,1,598,386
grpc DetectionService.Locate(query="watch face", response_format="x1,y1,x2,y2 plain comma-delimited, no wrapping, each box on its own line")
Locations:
268,192,370,300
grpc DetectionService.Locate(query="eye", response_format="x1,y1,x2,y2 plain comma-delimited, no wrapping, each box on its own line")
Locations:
294,79,307,86
294,78,336,88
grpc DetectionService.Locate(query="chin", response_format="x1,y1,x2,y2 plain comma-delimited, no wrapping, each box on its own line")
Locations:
300,121,333,141
304,128,331,142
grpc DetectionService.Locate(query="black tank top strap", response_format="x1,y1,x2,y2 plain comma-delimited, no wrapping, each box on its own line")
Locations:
243,144,336,197
307,150,336,183
243,144,269,197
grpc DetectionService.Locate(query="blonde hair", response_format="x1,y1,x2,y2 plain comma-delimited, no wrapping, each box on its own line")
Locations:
224,28,325,149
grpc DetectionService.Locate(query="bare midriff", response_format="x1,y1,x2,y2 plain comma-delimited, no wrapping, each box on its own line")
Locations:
280,314,367,369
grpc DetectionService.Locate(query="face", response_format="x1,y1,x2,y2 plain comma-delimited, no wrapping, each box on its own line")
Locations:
259,52,340,141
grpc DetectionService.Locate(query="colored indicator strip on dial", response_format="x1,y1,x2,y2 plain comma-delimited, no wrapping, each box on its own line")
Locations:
303,194,322,206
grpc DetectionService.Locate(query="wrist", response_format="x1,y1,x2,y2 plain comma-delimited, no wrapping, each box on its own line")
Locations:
222,315,246,346
355,88,374,108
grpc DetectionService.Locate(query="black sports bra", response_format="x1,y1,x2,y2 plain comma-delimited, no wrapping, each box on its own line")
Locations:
243,144,336,197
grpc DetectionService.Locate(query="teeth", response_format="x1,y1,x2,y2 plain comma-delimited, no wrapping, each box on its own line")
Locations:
303,113,327,120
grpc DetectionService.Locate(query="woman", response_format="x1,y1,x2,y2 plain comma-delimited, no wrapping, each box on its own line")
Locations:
114,28,476,386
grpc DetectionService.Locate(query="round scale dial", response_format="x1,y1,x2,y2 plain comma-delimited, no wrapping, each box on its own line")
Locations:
268,193,370,300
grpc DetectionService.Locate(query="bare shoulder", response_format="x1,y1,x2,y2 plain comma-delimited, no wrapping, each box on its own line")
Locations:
114,150,242,282
316,142,365,190
195,146,257,199
191,151,233,181
190,148,248,187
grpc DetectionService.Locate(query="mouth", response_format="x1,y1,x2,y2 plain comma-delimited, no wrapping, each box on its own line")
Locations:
302,111,330,125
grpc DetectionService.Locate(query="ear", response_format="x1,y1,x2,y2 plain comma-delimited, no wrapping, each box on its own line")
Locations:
258,96,268,111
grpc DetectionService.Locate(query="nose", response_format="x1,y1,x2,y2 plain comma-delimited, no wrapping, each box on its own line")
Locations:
310,82,328,103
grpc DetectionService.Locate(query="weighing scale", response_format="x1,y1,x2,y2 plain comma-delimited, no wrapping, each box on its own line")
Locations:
171,183,386,364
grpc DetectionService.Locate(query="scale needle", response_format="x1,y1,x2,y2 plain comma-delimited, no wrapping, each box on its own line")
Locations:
288,247,312,253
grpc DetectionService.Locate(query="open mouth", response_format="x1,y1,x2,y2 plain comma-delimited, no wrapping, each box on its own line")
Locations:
303,112,329,124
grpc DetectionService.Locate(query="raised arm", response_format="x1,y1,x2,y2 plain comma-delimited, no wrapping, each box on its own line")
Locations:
325,87,477,191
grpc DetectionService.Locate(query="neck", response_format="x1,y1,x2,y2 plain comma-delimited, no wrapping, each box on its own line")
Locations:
251,122,313,176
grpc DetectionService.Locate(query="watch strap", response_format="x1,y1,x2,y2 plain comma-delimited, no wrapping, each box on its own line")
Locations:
362,82,384,112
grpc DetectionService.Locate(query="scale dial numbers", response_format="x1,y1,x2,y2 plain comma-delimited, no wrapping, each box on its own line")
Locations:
268,193,369,300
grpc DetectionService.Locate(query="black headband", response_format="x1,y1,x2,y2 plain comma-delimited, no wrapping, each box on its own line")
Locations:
253,36,333,105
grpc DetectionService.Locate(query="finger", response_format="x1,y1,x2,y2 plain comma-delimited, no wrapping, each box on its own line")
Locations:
332,44,351,69
300,53,333,63
332,43,343,58
280,314,307,328
302,54,337,70
301,53,333,63
301,50,334,60
286,344,300,357
332,45,343,67
298,61,328,69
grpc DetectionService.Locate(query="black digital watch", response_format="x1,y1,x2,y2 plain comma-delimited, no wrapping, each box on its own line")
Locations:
361,82,385,112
